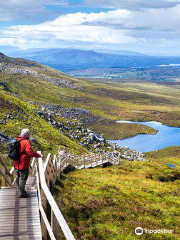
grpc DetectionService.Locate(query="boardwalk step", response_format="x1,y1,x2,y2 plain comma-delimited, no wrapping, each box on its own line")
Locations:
0,177,42,240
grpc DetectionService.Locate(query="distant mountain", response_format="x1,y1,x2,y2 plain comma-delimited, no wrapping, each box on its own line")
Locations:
95,49,146,56
0,45,22,54
9,48,180,72
0,52,8,60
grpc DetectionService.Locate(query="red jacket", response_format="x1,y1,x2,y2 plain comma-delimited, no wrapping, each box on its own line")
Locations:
13,137,41,170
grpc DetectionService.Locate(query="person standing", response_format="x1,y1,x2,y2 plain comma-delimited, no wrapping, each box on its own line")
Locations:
13,129,41,198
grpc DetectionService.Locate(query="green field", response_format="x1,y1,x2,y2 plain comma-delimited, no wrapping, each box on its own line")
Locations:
1,57,180,141
0,89,85,155
90,122,157,140
55,156,180,240
1,54,180,153
1,54,180,239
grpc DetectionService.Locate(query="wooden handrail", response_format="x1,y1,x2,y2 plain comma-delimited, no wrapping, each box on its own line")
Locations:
0,157,11,174
36,166,57,240
44,153,51,173
37,152,76,240
0,166,12,186
0,148,120,240
0,157,13,186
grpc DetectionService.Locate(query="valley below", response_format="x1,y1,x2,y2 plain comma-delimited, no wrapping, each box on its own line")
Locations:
0,52,180,239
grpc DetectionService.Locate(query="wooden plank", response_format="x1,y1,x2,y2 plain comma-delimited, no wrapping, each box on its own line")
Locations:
78,159,110,169
0,233,30,240
26,176,36,187
0,175,42,240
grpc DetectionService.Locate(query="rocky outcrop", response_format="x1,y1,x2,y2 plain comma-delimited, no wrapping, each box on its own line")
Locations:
0,62,81,89
37,107,108,152
36,104,147,161
0,81,9,91
0,132,9,142
120,146,147,161
63,164,76,173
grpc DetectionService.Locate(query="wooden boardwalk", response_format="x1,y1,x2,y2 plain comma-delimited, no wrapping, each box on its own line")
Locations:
0,150,120,240
0,177,42,240
78,159,114,169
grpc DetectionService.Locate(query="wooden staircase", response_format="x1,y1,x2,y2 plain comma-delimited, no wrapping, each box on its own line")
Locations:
0,150,120,240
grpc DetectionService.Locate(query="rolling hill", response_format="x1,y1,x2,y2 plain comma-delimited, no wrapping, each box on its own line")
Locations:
0,52,180,240
1,51,180,155
9,48,180,72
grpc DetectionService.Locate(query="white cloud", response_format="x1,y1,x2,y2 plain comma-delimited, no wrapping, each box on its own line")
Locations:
1,4,180,53
84,0,180,9
0,0,67,21
2,10,137,44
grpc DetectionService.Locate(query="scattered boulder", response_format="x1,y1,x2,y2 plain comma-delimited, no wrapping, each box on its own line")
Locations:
30,137,38,144
0,132,9,142
63,164,76,174
102,162,113,168
0,81,9,91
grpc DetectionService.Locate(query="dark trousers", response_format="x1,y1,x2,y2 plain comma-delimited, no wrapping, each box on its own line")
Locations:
15,168,29,195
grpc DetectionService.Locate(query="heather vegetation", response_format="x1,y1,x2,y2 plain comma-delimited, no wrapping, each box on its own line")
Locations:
1,54,180,137
90,122,157,140
0,89,85,156
55,158,180,240
0,53,180,239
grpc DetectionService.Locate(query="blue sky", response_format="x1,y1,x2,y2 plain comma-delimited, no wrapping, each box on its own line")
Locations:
0,0,180,55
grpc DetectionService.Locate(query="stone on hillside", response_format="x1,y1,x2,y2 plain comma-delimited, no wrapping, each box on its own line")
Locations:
30,138,38,144
102,162,113,168
0,132,9,142
63,164,76,174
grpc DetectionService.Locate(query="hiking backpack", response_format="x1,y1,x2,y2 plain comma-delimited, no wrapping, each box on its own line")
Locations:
8,139,22,160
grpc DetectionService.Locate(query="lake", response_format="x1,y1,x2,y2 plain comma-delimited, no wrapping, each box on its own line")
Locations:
111,121,180,152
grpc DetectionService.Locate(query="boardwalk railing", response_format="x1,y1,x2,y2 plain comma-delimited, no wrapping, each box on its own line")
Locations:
0,157,16,186
35,152,75,240
58,150,120,170
0,153,76,240
0,149,120,240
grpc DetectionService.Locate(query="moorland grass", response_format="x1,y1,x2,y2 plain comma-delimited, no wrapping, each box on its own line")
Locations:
0,90,86,155
55,160,180,240
89,122,157,140
2,64,180,139
146,146,180,168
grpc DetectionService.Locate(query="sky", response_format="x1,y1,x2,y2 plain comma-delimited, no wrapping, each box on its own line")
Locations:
0,0,180,55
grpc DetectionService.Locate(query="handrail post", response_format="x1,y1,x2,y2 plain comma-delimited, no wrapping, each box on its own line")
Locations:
0,157,13,186
0,166,12,186
1,166,6,187
83,156,85,168
59,156,61,179
37,152,48,240
37,151,76,240
51,210,60,239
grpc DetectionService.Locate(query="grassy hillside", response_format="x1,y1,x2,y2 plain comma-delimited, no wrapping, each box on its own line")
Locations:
83,78,180,127
1,53,180,142
0,89,85,155
1,53,180,240
146,146,180,168
90,122,157,140
54,147,180,239
55,159,180,240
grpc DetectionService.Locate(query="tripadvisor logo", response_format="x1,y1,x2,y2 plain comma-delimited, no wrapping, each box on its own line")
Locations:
135,227,173,235
135,227,143,235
